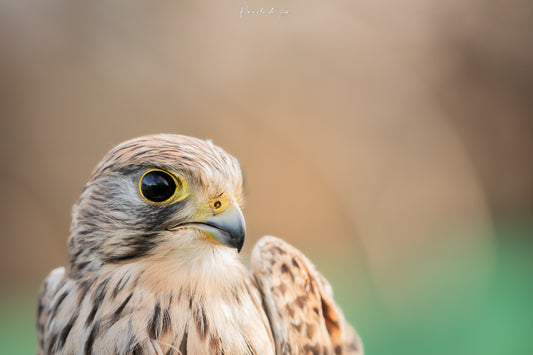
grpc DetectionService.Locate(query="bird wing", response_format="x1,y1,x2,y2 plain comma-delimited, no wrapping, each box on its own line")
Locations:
37,267,67,354
251,236,363,355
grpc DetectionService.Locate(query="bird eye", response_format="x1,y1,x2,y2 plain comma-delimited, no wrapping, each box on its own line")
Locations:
139,169,179,205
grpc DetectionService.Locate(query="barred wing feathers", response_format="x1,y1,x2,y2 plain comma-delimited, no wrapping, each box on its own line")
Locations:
252,236,363,355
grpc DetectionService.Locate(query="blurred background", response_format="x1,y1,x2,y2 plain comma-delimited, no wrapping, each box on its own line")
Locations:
1,0,532,353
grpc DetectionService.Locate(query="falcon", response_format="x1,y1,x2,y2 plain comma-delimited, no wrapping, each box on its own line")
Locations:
37,134,363,354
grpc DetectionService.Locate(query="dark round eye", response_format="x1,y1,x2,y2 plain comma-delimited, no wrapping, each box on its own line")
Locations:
139,170,178,204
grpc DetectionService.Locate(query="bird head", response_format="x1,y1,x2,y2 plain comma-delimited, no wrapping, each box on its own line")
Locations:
67,134,245,279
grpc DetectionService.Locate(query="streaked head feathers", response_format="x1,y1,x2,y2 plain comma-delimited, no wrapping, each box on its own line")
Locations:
68,134,244,278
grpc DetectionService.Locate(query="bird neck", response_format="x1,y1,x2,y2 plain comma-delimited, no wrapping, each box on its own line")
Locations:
108,245,250,298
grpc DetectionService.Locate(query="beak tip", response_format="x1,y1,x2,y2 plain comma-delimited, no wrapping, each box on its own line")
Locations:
236,236,244,253
230,228,245,253
182,203,246,253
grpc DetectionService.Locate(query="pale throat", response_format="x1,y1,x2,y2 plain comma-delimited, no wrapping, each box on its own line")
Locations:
134,241,249,296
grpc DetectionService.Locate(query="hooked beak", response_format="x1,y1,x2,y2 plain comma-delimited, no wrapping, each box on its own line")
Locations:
168,203,246,253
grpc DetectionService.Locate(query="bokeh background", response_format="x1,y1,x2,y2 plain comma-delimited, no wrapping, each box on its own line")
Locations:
1,0,532,354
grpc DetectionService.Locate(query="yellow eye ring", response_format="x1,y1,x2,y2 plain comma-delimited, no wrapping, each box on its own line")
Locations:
138,169,187,205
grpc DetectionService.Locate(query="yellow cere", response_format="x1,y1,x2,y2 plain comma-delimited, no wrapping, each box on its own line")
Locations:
211,194,229,214
191,193,232,218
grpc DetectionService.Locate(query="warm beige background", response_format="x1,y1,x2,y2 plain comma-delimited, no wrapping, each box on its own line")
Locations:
0,0,531,314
